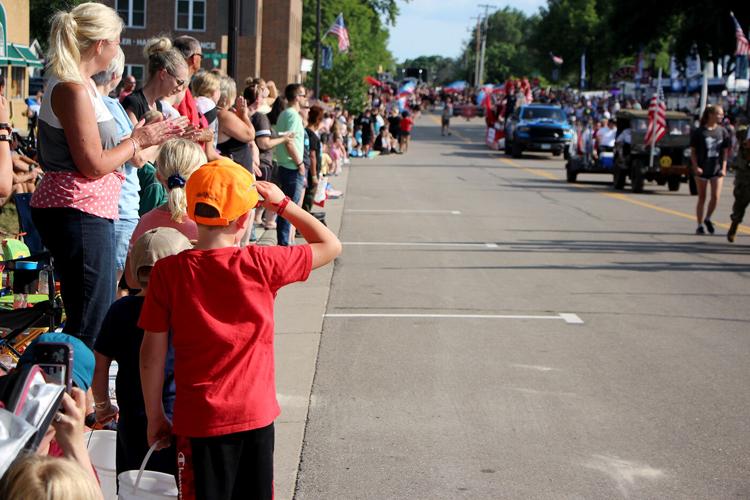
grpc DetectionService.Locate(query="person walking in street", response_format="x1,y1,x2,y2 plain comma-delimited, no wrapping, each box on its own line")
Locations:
274,84,306,246
691,105,730,235
728,123,750,242
441,97,453,136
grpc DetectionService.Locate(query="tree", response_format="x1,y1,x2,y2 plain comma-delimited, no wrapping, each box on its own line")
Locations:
302,0,397,111
30,0,85,51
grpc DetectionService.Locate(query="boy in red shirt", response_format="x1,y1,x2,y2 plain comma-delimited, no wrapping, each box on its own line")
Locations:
399,110,414,153
139,158,341,500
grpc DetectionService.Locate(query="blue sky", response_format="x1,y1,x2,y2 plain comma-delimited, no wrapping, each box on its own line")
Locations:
388,0,547,62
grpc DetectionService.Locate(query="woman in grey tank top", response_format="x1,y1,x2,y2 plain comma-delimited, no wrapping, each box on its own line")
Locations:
30,3,185,348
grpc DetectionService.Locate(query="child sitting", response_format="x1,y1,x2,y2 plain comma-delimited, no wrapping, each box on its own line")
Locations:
92,227,193,479
139,159,341,500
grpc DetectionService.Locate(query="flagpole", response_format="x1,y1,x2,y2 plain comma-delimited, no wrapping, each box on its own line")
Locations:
649,68,662,169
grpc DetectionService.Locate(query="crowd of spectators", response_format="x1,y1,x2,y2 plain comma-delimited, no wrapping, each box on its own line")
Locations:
0,3,344,499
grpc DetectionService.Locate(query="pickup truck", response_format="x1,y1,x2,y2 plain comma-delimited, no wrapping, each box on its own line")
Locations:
504,104,574,158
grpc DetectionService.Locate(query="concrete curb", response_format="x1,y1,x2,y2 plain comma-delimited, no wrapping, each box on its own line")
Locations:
273,167,350,500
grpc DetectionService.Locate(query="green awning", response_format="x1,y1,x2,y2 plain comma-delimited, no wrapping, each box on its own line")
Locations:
0,43,44,68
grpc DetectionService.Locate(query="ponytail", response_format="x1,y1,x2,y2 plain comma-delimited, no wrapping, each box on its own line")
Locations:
156,139,207,223
46,3,123,83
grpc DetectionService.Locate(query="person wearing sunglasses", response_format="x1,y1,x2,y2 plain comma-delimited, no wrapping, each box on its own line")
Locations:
123,37,188,125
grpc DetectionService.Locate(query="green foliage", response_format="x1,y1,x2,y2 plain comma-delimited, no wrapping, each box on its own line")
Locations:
302,0,398,112
399,55,461,85
30,0,85,51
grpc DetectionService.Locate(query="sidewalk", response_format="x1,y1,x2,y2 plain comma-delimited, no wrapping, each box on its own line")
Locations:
268,168,349,500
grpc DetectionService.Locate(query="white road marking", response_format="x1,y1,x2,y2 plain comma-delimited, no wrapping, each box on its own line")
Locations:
584,454,665,497
342,241,497,249
510,364,559,372
346,209,462,215
324,313,584,324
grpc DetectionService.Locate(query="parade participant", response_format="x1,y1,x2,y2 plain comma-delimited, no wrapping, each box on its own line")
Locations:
31,2,185,347
690,105,730,235
728,123,750,242
274,83,306,246
441,97,453,136
139,160,341,500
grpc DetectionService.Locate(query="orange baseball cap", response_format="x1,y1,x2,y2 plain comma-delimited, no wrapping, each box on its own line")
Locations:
186,158,258,226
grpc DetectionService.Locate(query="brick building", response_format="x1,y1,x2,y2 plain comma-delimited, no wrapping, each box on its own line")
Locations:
0,0,43,132
105,0,302,89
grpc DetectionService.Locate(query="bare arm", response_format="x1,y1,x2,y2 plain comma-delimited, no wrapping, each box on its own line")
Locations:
256,134,292,151
690,148,702,176
256,181,341,268
53,83,185,179
140,330,171,449
92,352,118,423
219,110,255,143
0,96,13,198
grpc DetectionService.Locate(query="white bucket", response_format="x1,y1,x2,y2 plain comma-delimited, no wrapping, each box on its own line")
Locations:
85,430,117,500
117,442,178,500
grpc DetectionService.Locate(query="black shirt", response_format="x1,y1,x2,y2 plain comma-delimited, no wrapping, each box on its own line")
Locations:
358,115,373,138
388,115,401,136
94,296,175,418
122,89,163,122
251,112,274,171
305,127,321,175
691,126,730,177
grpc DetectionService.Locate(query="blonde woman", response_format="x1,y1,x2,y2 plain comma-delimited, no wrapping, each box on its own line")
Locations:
125,138,206,288
30,2,186,347
123,37,188,124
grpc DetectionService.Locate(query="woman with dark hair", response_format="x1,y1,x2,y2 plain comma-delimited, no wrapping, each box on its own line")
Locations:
690,105,730,235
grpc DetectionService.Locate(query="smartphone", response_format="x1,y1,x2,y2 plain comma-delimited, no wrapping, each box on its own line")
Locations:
32,342,73,393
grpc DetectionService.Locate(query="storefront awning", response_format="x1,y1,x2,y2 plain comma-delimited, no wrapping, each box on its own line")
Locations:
0,43,44,68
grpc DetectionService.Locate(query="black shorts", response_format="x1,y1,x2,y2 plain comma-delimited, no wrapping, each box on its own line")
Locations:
400,131,411,137
441,117,450,126
177,423,275,500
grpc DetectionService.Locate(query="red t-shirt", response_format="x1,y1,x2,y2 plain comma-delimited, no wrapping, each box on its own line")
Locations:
175,89,209,130
138,244,312,438
400,117,414,132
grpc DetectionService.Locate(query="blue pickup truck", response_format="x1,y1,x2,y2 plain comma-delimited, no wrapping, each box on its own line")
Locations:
504,104,574,158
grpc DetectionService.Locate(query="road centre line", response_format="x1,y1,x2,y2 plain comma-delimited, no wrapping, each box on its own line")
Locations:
324,312,584,324
342,241,496,249
346,209,461,215
498,157,750,235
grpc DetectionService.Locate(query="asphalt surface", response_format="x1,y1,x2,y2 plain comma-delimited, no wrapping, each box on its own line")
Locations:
293,113,750,499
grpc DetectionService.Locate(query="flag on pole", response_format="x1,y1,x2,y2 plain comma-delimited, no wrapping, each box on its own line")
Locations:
731,12,750,56
645,84,666,146
326,13,350,53
549,52,563,65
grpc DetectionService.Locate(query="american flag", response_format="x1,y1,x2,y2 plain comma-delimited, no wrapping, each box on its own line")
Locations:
731,11,750,56
327,13,350,53
645,85,666,146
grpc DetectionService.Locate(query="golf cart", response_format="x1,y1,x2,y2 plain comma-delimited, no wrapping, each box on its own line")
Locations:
612,109,696,194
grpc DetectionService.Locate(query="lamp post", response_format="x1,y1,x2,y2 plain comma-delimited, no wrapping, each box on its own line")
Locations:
315,0,321,98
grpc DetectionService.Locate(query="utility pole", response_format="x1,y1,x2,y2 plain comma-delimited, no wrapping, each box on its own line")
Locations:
477,4,495,87
470,16,481,87
314,0,321,98
227,0,240,79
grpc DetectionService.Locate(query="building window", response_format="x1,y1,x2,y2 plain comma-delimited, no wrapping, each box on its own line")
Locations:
10,67,25,99
125,64,145,87
116,0,146,28
176,0,205,31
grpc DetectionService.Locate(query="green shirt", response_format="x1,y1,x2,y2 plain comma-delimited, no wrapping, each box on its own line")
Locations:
274,108,305,170
137,163,168,216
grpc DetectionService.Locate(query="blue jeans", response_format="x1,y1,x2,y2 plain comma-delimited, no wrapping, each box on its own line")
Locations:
114,217,138,272
32,207,115,348
276,167,304,246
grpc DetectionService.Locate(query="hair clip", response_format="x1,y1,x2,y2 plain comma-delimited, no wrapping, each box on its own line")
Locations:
167,174,186,189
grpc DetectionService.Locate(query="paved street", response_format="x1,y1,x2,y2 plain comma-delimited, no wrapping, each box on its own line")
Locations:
289,113,750,499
